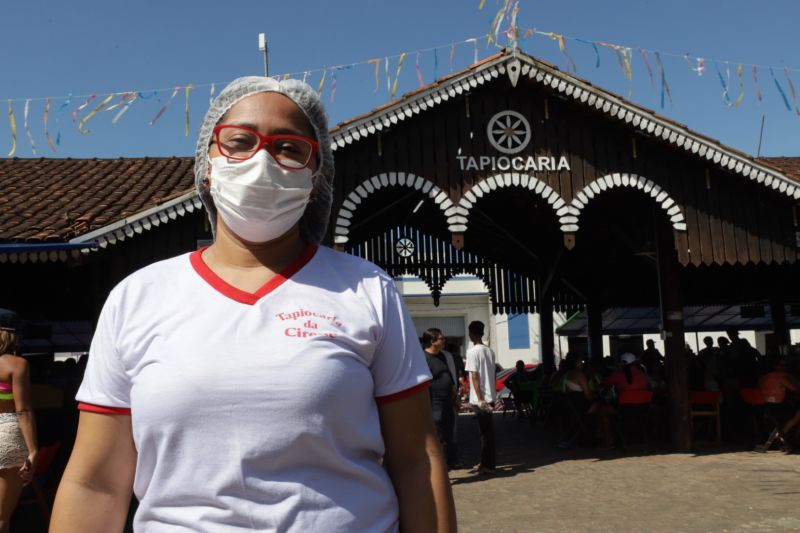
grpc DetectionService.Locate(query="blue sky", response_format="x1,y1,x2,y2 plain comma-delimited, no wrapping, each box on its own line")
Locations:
1,0,798,159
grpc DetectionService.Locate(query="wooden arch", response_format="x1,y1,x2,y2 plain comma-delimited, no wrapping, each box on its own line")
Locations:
333,172,453,245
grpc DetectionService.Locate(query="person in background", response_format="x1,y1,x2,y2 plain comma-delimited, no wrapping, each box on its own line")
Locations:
465,321,497,475
422,328,459,469
505,360,533,420
0,310,38,533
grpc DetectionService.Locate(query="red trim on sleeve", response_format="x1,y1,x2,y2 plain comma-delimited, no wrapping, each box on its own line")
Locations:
77,402,132,415
375,380,431,405
190,244,317,305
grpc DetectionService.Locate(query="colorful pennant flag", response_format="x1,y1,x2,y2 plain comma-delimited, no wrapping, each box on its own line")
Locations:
43,97,57,153
769,67,792,111
714,63,733,107
23,99,37,154
639,49,655,87
576,38,600,68
184,85,193,136
317,67,327,96
7,100,17,157
653,51,672,108
149,87,181,126
415,52,425,87
368,58,381,92
72,94,97,124
735,64,745,107
78,93,115,134
753,65,763,104
391,53,407,98
784,67,800,116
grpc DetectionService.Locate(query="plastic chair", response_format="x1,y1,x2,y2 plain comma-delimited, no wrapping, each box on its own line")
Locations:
16,441,62,528
617,389,654,445
740,388,789,452
689,391,721,446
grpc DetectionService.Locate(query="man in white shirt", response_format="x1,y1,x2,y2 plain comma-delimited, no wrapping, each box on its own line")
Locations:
465,320,496,474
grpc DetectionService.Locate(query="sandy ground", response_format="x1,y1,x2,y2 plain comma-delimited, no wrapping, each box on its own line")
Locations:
450,412,800,533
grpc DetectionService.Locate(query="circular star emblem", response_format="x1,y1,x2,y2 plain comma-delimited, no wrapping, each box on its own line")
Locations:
486,110,531,154
395,238,415,258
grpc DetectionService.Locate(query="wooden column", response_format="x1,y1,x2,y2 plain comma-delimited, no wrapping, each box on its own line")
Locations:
539,293,556,373
656,217,691,452
587,301,604,363
770,299,790,354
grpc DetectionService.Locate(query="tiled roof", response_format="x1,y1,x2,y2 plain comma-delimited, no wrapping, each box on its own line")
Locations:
0,157,195,242
757,157,800,182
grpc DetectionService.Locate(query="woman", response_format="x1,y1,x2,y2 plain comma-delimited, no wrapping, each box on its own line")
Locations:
0,310,37,533
51,78,456,532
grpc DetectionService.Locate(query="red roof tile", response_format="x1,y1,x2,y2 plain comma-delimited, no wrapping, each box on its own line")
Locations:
0,157,195,242
757,157,800,182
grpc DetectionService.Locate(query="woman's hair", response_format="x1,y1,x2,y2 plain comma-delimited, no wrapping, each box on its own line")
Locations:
0,329,18,355
421,328,442,349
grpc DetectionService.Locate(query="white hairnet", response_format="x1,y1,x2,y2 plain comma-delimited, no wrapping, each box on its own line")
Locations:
194,77,334,244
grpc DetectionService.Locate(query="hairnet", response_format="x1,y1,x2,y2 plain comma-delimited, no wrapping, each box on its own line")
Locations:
194,77,334,244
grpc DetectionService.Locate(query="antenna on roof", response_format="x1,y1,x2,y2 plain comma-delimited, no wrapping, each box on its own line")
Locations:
258,33,269,77
756,114,765,157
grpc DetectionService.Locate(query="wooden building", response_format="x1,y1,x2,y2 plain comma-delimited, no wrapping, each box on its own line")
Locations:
1,49,798,449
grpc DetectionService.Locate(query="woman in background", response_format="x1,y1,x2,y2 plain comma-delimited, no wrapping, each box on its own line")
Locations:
0,310,37,533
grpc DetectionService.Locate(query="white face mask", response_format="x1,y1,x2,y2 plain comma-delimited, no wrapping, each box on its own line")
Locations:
209,150,313,243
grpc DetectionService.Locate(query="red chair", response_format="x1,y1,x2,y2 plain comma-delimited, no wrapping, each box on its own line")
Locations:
689,391,721,446
741,388,790,451
617,389,654,445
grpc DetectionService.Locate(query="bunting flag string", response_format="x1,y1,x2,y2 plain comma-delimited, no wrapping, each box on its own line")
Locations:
653,51,672,108
7,100,17,157
714,63,733,107
78,93,115,134
368,58,381,92
23,100,37,155
72,94,96,123
43,97,56,153
735,64,745,107
478,0,487,8
3,28,800,155
769,67,792,111
184,85,192,136
753,65,763,104
149,87,181,126
784,67,800,116
391,53,407,98
415,52,425,87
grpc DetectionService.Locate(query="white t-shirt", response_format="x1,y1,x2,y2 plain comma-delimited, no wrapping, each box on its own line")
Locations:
465,344,497,404
76,245,431,533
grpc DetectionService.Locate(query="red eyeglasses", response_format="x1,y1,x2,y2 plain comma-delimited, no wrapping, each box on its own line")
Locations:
212,124,319,170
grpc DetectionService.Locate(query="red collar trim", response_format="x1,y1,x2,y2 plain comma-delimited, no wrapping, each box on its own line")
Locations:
190,244,317,305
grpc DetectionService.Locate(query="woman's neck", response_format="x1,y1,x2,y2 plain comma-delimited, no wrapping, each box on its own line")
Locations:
209,221,307,272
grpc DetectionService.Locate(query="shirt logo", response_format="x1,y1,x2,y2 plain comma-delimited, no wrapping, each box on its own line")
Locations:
276,308,341,339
